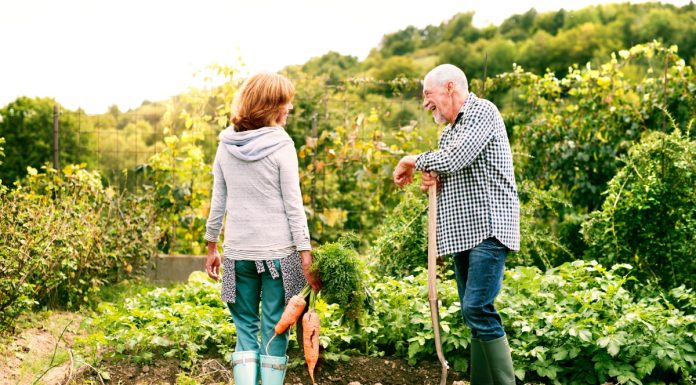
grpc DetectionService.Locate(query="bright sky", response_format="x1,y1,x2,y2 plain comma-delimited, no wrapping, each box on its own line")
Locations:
0,0,690,113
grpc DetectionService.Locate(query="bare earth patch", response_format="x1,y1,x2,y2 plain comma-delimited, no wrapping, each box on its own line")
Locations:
0,311,85,385
73,354,468,385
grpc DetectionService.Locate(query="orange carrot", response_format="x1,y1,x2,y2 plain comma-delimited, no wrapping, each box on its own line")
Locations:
303,307,320,383
265,285,310,355
275,293,306,334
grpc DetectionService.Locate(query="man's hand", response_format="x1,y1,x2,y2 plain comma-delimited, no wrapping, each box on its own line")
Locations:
393,155,418,187
206,242,221,281
420,171,439,193
300,250,321,292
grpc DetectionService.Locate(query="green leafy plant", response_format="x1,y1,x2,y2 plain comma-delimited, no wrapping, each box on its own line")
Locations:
368,184,428,277
582,126,696,289
0,165,158,331
500,261,695,384
77,272,236,368
496,42,696,213
0,136,5,190
333,261,695,384
312,235,370,321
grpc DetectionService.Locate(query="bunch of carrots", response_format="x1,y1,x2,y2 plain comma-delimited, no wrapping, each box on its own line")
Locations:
266,236,369,384
266,285,320,383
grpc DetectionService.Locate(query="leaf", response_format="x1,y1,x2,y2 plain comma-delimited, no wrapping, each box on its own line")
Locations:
514,368,526,381
636,356,655,376
553,348,568,361
607,339,621,357
578,329,592,343
407,342,422,358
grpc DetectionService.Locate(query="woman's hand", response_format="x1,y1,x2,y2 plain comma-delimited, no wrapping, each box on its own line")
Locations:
299,250,321,292
206,242,221,281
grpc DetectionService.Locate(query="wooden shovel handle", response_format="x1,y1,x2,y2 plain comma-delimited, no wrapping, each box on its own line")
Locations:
428,184,437,301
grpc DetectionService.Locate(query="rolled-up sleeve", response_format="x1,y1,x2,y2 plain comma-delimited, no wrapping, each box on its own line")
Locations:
205,148,227,242
278,145,312,251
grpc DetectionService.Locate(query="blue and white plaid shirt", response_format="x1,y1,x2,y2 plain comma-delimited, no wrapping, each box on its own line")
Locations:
415,93,520,256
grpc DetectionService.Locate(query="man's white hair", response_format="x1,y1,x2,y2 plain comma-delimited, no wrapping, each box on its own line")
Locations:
424,64,468,92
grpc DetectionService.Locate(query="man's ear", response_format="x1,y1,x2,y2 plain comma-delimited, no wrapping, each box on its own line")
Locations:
446,80,455,94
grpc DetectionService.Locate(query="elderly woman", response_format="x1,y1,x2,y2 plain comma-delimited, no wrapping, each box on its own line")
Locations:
204,72,320,385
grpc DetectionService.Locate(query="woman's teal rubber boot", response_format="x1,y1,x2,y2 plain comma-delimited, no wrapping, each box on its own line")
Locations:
259,355,288,385
232,351,259,385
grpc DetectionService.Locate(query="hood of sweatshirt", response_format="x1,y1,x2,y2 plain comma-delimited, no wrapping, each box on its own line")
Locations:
218,126,294,161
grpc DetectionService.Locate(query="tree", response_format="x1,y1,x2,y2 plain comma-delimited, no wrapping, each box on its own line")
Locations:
500,8,538,41
442,12,479,42
380,26,421,57
534,9,566,36
0,97,89,183
438,38,519,82
301,51,360,85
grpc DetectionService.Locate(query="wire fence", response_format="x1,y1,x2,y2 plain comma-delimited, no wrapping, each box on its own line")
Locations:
53,78,432,188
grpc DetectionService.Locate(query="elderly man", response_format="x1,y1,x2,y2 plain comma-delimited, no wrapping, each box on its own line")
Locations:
393,64,519,385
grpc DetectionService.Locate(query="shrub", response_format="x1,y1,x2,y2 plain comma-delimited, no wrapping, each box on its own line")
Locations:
77,272,236,368
501,261,695,384
0,165,158,331
323,261,696,384
514,181,574,269
582,127,696,289
369,185,428,277
370,181,575,276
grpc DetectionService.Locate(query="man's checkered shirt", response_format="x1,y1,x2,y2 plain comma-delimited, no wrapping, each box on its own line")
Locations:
415,93,520,256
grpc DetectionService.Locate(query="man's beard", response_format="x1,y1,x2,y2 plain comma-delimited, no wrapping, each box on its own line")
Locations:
433,109,447,125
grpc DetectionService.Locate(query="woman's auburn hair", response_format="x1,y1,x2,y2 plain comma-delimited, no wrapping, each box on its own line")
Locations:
231,73,295,132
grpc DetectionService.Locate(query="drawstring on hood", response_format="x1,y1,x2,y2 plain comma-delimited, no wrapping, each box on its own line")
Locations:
219,126,294,161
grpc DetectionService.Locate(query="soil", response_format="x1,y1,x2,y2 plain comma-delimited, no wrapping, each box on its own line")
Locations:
2,312,469,385
0,311,85,385
73,354,468,385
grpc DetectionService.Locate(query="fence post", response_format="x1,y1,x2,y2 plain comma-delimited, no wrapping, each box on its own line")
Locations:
481,52,488,98
53,105,59,170
310,113,318,207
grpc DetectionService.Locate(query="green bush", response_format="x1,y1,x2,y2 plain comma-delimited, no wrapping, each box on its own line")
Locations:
0,137,4,188
0,165,158,331
514,181,574,269
82,260,695,384
77,272,236,368
501,261,695,384
369,185,428,277
330,261,695,384
582,127,696,289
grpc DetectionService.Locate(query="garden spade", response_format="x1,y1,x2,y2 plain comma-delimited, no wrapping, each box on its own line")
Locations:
428,184,448,385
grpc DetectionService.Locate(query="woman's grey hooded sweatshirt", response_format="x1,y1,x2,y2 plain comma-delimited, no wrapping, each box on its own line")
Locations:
205,126,311,260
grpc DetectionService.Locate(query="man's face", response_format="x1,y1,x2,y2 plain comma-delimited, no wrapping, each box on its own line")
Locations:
422,78,449,125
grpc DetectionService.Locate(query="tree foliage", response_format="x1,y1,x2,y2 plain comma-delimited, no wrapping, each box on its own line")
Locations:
0,97,90,184
363,2,696,80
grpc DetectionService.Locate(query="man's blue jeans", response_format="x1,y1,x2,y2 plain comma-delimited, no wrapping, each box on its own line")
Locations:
452,237,508,342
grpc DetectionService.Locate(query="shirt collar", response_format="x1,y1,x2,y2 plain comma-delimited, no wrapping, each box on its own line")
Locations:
452,92,476,127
